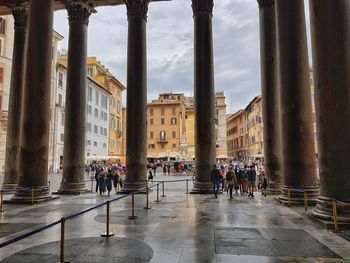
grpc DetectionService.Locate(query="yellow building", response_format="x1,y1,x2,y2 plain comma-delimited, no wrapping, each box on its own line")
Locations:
86,57,126,161
246,96,264,159
146,93,185,161
227,109,249,160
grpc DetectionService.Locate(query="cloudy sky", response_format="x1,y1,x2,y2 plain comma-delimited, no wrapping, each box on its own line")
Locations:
53,0,311,114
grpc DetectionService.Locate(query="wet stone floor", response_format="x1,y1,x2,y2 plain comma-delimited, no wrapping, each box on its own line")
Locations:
0,174,350,262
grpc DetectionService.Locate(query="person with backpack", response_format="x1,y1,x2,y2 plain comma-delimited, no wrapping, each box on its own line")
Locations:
226,166,238,199
247,165,257,198
210,164,221,198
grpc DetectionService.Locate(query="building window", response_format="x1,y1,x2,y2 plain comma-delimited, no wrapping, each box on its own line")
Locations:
160,131,166,141
216,109,219,116
100,127,103,135
150,118,154,125
87,140,91,146
148,144,155,149
100,111,103,119
58,72,63,87
172,107,175,115
94,125,98,134
214,118,219,125
150,108,153,116
104,112,107,121
58,93,63,107
95,91,99,105
171,117,177,125
0,18,5,35
111,97,115,107
172,143,176,148
111,140,115,147
150,131,154,139
185,115,188,119
94,108,98,117
104,128,107,136
172,131,176,139
88,105,92,115
161,108,164,115
61,113,65,125
88,86,93,101
93,141,97,147
161,118,165,125
88,123,92,132
103,143,107,148
117,118,121,133
117,101,121,113
216,144,219,148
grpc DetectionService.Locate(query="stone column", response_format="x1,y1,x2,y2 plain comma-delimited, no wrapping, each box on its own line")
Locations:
191,0,216,194
257,0,283,194
2,3,28,192
122,0,149,192
275,0,319,204
57,1,95,195
11,0,55,203
309,1,350,222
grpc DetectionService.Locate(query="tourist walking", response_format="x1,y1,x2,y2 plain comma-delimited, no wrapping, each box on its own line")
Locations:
106,170,113,195
226,166,237,199
211,164,221,198
247,165,256,198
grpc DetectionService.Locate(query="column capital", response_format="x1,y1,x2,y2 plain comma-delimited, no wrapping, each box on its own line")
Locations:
125,0,149,20
6,1,28,29
257,0,274,8
191,0,214,15
63,0,96,25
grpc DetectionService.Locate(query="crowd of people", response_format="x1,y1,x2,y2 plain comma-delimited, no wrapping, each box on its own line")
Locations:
210,162,267,199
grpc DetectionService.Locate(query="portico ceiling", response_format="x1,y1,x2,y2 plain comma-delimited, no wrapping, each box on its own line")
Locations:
0,0,167,16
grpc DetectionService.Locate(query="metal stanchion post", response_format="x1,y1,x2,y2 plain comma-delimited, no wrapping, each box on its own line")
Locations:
101,201,115,237
154,184,161,203
31,187,35,205
161,181,166,197
128,193,137,220
304,191,308,212
60,218,65,263
186,179,189,194
144,182,151,210
91,179,93,192
0,190,3,213
288,188,291,207
332,200,339,233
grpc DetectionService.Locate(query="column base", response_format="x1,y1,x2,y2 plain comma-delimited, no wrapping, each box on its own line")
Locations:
279,185,319,205
1,183,18,194
8,186,59,204
312,196,350,223
54,182,89,195
190,181,214,194
120,181,147,194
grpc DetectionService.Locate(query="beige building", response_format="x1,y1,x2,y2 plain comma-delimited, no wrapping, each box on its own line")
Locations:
86,57,126,160
227,109,249,160
246,96,264,159
146,93,185,161
215,91,228,159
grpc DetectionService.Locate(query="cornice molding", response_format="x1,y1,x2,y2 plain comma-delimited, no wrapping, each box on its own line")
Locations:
191,0,214,15
125,0,149,20
257,0,274,8
64,0,96,25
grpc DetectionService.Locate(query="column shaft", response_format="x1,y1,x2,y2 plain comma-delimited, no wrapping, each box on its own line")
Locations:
2,5,28,191
191,0,216,194
257,0,283,193
122,0,148,192
275,0,319,204
12,0,54,202
58,1,94,194
309,0,350,222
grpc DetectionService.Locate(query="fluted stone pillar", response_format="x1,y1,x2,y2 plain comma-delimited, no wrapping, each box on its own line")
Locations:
257,0,283,194
122,0,149,192
275,0,319,204
11,0,55,203
191,0,216,194
57,1,95,195
2,3,28,192
309,0,350,222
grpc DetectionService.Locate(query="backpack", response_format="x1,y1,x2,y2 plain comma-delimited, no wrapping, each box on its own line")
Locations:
226,171,233,181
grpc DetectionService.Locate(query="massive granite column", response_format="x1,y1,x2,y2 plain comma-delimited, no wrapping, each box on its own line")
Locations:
257,0,283,193
122,0,149,192
2,3,28,192
11,0,54,202
275,0,319,204
191,0,216,193
309,1,350,222
57,1,95,194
